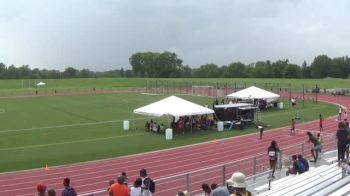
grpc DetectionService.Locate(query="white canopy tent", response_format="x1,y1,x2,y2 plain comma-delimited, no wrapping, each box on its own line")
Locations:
36,82,46,86
133,96,215,133
134,95,214,117
226,86,280,101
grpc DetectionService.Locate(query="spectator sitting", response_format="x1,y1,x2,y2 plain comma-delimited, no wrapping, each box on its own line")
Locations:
297,154,309,172
37,184,47,196
201,183,211,195
286,155,306,176
226,172,252,196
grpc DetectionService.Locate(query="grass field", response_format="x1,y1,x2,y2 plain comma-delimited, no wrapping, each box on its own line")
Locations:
0,78,350,92
0,92,337,173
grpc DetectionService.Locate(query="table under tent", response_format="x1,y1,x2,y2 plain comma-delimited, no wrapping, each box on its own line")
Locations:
133,95,215,137
214,103,257,129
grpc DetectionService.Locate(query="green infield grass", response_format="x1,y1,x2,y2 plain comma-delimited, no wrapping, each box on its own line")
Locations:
0,92,337,173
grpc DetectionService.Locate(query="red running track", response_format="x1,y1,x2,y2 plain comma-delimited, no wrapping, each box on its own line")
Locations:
0,94,348,196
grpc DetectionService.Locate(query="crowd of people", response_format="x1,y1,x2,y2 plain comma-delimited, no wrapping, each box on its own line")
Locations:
36,169,156,196
199,172,252,196
107,169,155,196
36,177,77,196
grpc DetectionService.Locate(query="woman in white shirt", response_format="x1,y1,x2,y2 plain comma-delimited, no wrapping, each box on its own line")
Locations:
130,178,142,196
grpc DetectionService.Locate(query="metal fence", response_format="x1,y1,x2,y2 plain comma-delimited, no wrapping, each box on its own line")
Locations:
79,134,337,196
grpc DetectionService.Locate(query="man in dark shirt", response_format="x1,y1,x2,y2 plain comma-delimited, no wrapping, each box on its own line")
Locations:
336,122,348,163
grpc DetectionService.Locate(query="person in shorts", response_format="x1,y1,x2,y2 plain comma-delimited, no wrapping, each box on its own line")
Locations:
291,118,296,135
319,113,324,132
307,132,321,162
267,140,280,178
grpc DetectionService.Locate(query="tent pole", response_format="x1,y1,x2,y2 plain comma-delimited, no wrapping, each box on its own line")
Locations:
191,116,193,133
133,113,135,131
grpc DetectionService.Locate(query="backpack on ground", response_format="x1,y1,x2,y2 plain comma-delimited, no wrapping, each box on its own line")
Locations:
296,160,306,174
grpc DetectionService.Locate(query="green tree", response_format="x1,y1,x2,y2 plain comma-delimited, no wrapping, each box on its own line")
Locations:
79,69,92,78
63,67,78,78
283,64,301,78
224,62,246,78
310,55,332,78
192,63,221,78
271,59,289,78
129,51,183,78
301,61,311,78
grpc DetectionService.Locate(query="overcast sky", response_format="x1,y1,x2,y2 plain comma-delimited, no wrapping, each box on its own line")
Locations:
0,0,349,71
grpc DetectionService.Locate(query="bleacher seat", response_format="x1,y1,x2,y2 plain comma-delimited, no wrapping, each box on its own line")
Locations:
257,163,339,196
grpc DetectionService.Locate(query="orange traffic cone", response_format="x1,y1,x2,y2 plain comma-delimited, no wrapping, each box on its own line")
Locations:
44,164,49,171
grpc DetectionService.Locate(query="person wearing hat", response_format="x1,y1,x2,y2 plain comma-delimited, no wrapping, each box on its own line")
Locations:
37,184,47,196
226,172,252,196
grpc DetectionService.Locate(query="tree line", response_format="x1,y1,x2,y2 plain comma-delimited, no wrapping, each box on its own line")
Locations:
130,52,350,79
0,52,349,79
0,63,132,79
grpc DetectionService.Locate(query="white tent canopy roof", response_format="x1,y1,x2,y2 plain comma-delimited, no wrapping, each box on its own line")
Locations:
226,86,280,100
133,95,214,117
36,82,46,86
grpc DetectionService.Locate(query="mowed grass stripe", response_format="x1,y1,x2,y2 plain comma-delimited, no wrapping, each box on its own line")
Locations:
0,132,147,151
0,117,149,134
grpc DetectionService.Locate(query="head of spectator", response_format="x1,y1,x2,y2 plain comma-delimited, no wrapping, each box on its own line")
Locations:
297,154,303,160
211,186,230,196
37,184,46,196
201,183,211,194
109,179,115,186
121,171,128,185
211,183,218,190
307,131,312,137
117,175,126,185
226,172,247,193
270,140,277,148
47,188,56,196
63,177,70,187
134,178,142,188
140,168,148,178
177,191,185,196
292,155,297,161
339,122,346,129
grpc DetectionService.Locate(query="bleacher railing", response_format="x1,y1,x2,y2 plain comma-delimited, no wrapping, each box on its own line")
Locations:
79,135,336,196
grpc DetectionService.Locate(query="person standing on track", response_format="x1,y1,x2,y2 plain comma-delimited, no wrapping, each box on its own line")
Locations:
267,140,280,178
319,113,324,132
291,118,296,135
